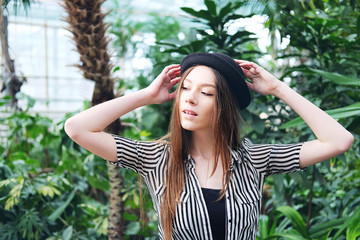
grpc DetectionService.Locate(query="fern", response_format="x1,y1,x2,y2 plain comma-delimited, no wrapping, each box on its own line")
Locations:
16,208,44,240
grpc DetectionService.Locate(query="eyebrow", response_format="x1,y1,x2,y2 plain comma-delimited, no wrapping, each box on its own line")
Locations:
184,78,216,88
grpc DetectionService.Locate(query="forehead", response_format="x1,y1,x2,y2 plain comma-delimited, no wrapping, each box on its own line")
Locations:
184,66,216,86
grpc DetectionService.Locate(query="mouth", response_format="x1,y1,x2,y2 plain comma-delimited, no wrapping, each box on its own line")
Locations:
183,110,198,116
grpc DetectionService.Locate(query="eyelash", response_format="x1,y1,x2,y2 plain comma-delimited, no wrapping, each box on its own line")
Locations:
181,87,213,96
202,92,213,96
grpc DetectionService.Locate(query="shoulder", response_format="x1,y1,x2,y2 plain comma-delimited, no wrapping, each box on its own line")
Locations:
237,138,270,154
113,134,169,145
112,134,171,153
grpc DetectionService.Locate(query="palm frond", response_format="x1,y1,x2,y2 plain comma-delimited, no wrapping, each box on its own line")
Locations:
1,0,34,15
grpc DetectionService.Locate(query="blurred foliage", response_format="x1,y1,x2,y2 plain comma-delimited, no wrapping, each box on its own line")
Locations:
254,0,360,239
0,95,109,239
1,0,359,239
0,93,157,239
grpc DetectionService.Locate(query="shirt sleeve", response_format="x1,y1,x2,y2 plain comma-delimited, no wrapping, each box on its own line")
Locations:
108,134,169,177
241,138,306,177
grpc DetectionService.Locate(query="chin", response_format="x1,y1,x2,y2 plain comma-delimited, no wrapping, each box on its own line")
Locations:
180,122,196,132
181,125,194,132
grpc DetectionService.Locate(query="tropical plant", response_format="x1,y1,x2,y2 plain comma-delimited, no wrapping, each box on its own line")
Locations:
160,0,259,58
0,95,110,239
257,205,360,240
255,0,360,236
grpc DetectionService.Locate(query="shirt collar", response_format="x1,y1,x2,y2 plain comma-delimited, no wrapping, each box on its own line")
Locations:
185,149,243,170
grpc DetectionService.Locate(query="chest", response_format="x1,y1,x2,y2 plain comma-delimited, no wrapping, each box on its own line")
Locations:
152,160,264,240
194,159,224,189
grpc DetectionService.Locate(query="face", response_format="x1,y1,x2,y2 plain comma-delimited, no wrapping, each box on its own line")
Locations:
179,66,216,133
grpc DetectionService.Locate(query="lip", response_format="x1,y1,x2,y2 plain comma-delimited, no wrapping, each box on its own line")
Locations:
182,109,198,117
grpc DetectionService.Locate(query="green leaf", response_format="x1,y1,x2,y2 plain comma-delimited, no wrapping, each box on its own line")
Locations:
346,219,360,240
124,212,137,221
269,230,309,240
87,175,110,191
309,217,345,238
229,30,253,42
252,115,265,134
204,0,217,16
125,222,141,235
0,178,15,188
5,178,24,210
0,95,11,107
62,226,73,240
219,2,232,19
39,185,61,198
113,66,120,73
94,216,108,236
308,68,360,86
181,7,212,21
277,206,309,238
345,207,360,240
48,188,76,221
280,102,360,129
258,215,269,238
333,206,360,239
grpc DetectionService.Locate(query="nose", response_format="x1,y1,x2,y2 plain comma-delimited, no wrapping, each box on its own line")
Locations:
185,91,198,105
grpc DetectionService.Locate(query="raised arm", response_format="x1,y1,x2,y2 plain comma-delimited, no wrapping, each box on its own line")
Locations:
236,60,354,168
64,64,181,162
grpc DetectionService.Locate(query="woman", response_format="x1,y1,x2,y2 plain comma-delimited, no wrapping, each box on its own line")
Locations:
65,52,353,240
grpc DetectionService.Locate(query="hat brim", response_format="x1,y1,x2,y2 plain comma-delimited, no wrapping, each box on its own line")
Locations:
181,52,251,110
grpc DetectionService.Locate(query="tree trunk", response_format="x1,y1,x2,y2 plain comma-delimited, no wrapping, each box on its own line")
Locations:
0,2,24,109
62,1,124,239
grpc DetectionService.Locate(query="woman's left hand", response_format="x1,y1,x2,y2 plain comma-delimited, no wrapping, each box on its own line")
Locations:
235,60,283,96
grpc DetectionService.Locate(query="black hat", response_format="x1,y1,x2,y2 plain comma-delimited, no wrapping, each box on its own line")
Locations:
180,52,251,110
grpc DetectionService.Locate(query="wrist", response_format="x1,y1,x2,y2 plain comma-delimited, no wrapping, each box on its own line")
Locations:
271,81,289,99
139,87,156,105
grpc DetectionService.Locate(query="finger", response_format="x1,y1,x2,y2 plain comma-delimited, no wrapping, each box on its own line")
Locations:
168,68,181,78
167,64,181,72
245,81,254,91
249,67,258,75
166,68,181,80
162,64,181,74
239,63,257,69
171,76,181,83
241,68,254,78
170,77,181,88
240,64,260,77
234,59,251,64
238,61,259,69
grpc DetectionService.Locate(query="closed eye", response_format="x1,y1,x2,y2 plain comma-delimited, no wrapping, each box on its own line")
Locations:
181,86,189,90
201,92,214,96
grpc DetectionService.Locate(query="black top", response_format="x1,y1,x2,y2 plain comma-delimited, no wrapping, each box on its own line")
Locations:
201,188,226,240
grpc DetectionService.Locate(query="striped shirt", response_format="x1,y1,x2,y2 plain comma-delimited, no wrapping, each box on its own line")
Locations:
109,135,304,240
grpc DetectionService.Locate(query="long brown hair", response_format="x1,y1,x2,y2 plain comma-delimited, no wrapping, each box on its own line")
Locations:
160,66,243,240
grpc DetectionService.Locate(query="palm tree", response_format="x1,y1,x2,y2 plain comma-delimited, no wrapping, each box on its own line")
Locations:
62,0,124,239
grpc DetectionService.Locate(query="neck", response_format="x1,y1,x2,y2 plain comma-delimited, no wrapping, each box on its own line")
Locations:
190,130,214,160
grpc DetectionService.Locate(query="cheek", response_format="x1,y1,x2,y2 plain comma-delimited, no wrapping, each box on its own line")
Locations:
204,99,216,119
178,93,184,110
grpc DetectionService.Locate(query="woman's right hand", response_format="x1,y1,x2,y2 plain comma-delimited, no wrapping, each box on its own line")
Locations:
146,64,181,104
64,64,181,162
